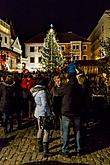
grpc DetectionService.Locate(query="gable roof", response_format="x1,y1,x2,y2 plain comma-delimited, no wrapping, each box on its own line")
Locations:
11,37,21,49
10,37,22,55
25,32,90,44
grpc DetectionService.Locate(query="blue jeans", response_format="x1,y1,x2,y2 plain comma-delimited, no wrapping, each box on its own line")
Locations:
61,115,80,153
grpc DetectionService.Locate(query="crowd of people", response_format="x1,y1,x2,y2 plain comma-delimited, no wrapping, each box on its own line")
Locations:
0,62,108,157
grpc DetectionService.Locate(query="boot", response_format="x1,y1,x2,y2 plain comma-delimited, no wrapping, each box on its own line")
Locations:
4,127,8,134
37,139,43,152
3,120,8,134
43,142,52,157
9,118,13,133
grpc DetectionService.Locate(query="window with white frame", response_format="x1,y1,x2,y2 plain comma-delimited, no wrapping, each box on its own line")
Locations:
73,55,79,60
73,45,79,50
61,45,65,51
83,55,87,60
83,45,87,51
30,46,35,52
38,46,42,52
76,45,79,50
30,57,35,63
5,37,7,43
38,57,42,63
73,45,75,50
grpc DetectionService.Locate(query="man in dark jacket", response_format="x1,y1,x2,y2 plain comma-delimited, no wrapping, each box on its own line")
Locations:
58,72,83,157
0,75,15,134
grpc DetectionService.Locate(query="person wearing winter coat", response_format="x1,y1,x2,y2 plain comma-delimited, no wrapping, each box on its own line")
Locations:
21,74,29,118
58,72,83,157
27,74,37,119
50,75,62,129
14,75,24,129
0,75,15,134
31,76,52,156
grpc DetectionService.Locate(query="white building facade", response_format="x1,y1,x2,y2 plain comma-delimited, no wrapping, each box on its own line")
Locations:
25,43,43,71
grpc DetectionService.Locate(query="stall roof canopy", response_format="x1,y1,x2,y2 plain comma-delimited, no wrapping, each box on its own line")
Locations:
76,58,110,66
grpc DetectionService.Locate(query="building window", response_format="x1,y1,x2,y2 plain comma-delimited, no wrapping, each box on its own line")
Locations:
73,45,76,50
83,55,87,60
38,46,42,52
30,46,35,52
38,57,42,63
5,37,7,43
61,46,65,51
30,57,35,63
83,45,87,50
76,45,79,50
73,45,79,50
73,55,79,60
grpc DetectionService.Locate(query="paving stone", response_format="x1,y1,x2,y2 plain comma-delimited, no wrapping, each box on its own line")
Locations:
0,118,110,165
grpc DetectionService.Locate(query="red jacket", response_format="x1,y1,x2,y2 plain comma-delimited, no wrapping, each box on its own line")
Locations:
21,78,28,89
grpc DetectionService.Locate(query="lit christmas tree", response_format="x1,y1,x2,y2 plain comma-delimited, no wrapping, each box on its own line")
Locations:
41,24,64,72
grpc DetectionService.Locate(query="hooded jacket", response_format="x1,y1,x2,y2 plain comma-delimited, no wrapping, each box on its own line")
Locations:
31,85,51,118
58,77,83,118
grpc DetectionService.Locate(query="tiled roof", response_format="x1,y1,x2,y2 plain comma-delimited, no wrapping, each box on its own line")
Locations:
57,32,90,43
25,33,45,43
25,32,90,43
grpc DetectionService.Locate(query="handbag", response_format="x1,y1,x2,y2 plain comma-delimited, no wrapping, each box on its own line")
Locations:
43,115,54,130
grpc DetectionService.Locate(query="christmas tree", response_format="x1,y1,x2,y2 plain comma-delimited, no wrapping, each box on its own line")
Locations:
41,24,64,72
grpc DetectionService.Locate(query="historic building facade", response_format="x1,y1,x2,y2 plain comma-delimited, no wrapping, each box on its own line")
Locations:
88,10,110,60
24,32,91,71
0,19,22,71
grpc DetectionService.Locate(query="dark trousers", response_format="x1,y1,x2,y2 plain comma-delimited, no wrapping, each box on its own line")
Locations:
2,112,13,132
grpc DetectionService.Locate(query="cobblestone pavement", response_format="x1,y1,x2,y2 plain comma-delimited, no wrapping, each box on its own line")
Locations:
0,114,110,165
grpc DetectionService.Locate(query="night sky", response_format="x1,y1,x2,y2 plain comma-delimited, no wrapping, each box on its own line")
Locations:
0,0,110,41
